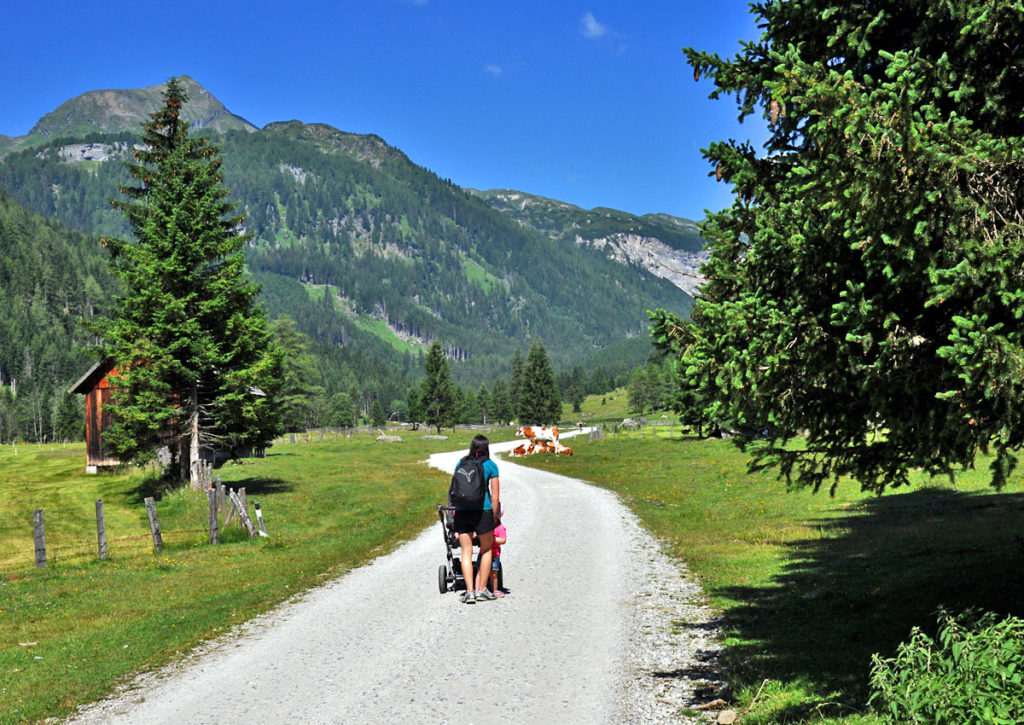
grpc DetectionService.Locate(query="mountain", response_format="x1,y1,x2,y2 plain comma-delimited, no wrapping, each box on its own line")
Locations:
1,76,256,154
0,77,699,416
470,189,708,297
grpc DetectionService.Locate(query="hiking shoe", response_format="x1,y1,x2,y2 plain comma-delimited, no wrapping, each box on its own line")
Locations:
476,588,497,601
460,591,476,604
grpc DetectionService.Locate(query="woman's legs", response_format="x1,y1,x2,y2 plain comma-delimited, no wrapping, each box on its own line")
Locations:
458,532,476,597
475,531,494,592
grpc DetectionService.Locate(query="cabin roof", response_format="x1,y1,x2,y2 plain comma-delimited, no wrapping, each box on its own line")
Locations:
69,359,114,395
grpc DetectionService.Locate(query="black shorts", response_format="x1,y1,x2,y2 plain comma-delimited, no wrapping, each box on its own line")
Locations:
453,509,496,536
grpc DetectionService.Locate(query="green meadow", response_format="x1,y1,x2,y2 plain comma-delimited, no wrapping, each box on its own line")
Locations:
0,431,483,724
3,426,1024,723
520,429,1024,723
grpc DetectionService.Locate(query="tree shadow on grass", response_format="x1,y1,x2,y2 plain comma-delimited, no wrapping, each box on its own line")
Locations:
716,487,1024,717
129,473,294,504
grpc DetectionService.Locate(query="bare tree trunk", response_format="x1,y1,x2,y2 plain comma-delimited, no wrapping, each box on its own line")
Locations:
189,383,202,490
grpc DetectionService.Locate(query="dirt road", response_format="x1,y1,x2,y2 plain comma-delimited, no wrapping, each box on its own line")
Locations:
67,435,719,724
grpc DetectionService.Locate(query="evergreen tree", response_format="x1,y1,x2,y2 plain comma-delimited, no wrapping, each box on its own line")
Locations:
54,390,84,442
477,383,490,424
348,383,362,423
406,385,423,428
490,378,512,426
327,392,356,428
270,315,323,432
627,367,650,415
653,2,1024,492
518,341,561,425
94,78,281,484
420,341,456,433
509,347,524,418
370,398,387,427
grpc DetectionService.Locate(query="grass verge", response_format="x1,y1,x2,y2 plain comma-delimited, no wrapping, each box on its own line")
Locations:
0,430,494,724
517,429,1024,723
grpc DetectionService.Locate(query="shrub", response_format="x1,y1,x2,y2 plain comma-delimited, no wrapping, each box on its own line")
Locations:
869,609,1024,724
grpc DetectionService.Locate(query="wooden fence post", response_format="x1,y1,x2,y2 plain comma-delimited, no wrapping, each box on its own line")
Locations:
254,502,268,537
33,509,46,568
96,499,107,561
208,487,219,544
144,497,163,553
216,476,226,515
227,489,256,538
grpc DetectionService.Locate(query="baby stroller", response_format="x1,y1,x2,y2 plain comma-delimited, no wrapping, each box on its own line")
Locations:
437,504,503,594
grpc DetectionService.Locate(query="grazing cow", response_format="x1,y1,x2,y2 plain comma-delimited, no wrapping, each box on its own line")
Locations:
515,425,561,446
556,446,573,455
511,444,527,456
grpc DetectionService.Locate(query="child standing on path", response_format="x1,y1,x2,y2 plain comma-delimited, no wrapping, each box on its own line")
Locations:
490,507,507,597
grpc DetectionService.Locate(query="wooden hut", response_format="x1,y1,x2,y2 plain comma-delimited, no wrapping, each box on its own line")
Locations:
69,359,120,473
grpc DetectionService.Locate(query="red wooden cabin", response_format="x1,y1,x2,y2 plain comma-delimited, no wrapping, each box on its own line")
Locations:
69,359,120,473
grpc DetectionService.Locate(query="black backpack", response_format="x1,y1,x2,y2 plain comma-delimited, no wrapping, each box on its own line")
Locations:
449,455,487,508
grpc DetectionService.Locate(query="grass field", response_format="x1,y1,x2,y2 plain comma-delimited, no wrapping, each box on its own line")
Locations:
5,424,1024,723
519,428,1024,723
0,430,497,724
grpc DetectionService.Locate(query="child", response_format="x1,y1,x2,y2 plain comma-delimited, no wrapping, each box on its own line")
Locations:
490,505,507,597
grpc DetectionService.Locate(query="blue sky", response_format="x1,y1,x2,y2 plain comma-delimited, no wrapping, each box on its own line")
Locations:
1,1,767,221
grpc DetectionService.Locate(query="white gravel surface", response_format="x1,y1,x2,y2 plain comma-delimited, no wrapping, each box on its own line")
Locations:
65,433,723,724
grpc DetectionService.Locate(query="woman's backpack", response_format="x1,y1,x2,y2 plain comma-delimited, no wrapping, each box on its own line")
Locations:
448,455,487,507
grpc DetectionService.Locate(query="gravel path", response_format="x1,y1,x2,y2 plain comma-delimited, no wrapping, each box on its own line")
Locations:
66,434,722,724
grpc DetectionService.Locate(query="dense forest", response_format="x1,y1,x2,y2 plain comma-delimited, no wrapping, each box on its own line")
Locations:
0,189,109,442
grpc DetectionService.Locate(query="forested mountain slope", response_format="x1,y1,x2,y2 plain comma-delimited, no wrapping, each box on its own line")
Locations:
0,189,112,440
0,78,698,422
471,189,708,297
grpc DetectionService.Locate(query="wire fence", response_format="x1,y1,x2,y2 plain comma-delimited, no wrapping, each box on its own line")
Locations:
9,479,264,572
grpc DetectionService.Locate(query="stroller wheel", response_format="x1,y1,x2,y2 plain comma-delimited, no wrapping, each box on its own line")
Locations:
438,564,449,594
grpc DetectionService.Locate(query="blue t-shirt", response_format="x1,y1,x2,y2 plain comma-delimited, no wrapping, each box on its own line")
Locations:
454,458,499,510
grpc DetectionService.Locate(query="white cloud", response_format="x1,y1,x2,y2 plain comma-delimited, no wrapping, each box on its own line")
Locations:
485,64,502,75
580,11,607,39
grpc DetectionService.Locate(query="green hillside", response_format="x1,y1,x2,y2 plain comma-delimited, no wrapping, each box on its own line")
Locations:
0,189,112,441
0,78,697,437
0,117,693,374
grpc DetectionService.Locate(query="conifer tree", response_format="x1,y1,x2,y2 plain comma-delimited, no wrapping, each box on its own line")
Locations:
269,315,322,433
477,383,491,424
652,3,1024,492
509,347,524,418
95,77,281,484
328,392,356,428
420,341,456,433
490,378,512,426
370,398,387,427
518,341,561,425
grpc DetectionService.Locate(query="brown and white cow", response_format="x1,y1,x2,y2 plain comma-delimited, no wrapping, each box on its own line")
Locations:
515,425,560,446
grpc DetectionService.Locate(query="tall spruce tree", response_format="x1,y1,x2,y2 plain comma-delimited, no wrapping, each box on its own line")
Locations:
95,77,281,485
652,2,1024,492
420,341,456,433
509,347,524,419
269,315,322,433
477,383,491,425
518,341,561,425
490,378,512,426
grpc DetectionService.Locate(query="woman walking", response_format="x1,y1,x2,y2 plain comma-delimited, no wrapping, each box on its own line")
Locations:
452,435,501,603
